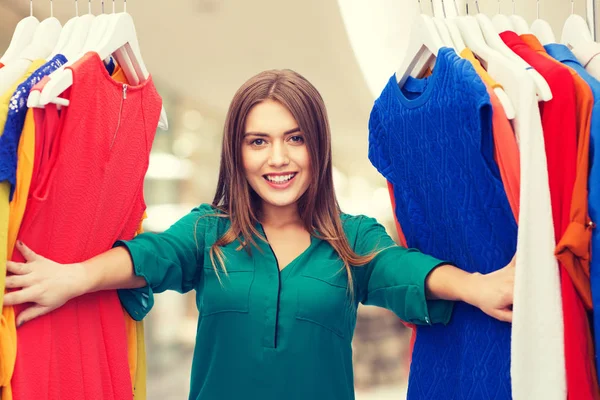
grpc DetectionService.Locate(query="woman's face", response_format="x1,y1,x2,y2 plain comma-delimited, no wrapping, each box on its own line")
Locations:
242,99,312,212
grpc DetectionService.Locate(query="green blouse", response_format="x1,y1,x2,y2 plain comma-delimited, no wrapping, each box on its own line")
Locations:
117,204,453,400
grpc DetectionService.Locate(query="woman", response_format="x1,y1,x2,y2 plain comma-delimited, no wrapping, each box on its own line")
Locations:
4,70,514,400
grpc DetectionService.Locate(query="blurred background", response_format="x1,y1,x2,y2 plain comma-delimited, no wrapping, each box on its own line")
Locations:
0,0,595,398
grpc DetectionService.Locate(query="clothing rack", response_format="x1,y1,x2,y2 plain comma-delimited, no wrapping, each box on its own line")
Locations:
587,0,596,40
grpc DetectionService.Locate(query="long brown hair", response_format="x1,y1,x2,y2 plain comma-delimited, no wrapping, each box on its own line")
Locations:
209,69,376,290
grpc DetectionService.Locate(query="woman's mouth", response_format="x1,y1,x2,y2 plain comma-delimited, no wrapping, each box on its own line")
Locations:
263,172,298,189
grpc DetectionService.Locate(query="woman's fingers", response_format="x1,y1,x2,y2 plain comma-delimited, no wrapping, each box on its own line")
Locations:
16,305,53,327
6,260,31,275
3,286,41,307
493,308,513,323
4,274,33,289
16,241,39,263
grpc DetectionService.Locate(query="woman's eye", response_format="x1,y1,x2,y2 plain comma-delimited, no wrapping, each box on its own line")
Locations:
251,139,266,146
289,135,304,144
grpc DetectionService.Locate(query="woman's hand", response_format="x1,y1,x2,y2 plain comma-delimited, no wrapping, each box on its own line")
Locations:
4,241,87,327
464,255,516,323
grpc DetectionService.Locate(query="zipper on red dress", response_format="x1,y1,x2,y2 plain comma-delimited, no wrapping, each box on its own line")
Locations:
110,84,127,149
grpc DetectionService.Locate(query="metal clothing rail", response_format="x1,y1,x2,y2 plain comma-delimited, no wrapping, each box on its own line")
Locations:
587,0,596,40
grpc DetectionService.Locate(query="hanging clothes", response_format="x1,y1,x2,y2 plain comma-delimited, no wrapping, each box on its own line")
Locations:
546,42,600,385
369,48,517,400
572,42,600,80
0,55,68,400
460,48,520,220
521,35,599,398
0,58,45,396
10,52,162,400
502,31,597,400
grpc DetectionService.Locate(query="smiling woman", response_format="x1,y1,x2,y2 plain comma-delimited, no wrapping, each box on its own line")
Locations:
242,101,311,207
3,68,516,400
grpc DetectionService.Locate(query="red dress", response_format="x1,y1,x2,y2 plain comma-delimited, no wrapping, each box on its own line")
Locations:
11,52,161,400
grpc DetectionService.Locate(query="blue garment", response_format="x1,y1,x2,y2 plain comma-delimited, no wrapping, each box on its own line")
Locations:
368,48,517,400
546,43,600,382
0,54,67,200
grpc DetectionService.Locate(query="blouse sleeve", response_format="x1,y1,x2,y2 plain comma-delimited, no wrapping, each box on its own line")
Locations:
353,216,454,325
116,204,215,320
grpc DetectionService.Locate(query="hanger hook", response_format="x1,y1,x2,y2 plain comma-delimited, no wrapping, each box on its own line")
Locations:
124,0,127,13
30,0,33,16
571,0,575,14
536,0,540,19
88,0,91,14
497,0,500,14
440,0,447,17
452,0,459,16
429,0,434,16
101,0,104,13
50,0,53,17
512,0,515,15
418,0,423,14
475,0,481,14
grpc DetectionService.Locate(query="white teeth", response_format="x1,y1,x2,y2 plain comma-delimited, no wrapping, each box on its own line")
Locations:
266,173,295,183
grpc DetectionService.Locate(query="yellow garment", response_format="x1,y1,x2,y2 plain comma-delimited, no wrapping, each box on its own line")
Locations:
112,64,147,399
459,48,503,89
0,60,45,138
0,61,44,399
131,212,147,399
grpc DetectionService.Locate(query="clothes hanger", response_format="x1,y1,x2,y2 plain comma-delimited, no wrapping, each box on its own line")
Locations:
561,0,593,49
492,0,516,33
509,0,531,34
441,0,466,53
39,0,169,131
48,0,81,60
0,0,61,96
81,0,113,56
18,0,62,61
530,0,556,45
431,0,456,50
396,0,445,87
28,0,93,108
475,3,553,101
0,0,39,65
57,0,95,61
454,0,515,119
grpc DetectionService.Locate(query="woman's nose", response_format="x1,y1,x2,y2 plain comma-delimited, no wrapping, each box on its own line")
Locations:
268,142,290,167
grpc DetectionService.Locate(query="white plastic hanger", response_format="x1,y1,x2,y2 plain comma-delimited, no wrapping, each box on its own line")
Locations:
396,0,445,87
57,0,95,62
476,9,552,101
454,0,515,119
442,0,466,53
531,0,556,45
561,0,593,49
18,0,62,61
0,0,61,96
0,0,39,65
39,5,169,130
431,0,456,50
492,0,515,33
509,0,530,34
80,0,113,57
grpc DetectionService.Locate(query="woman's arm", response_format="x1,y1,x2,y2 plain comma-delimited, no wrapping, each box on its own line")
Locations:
4,242,145,326
425,260,515,322
353,215,515,325
4,204,215,326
